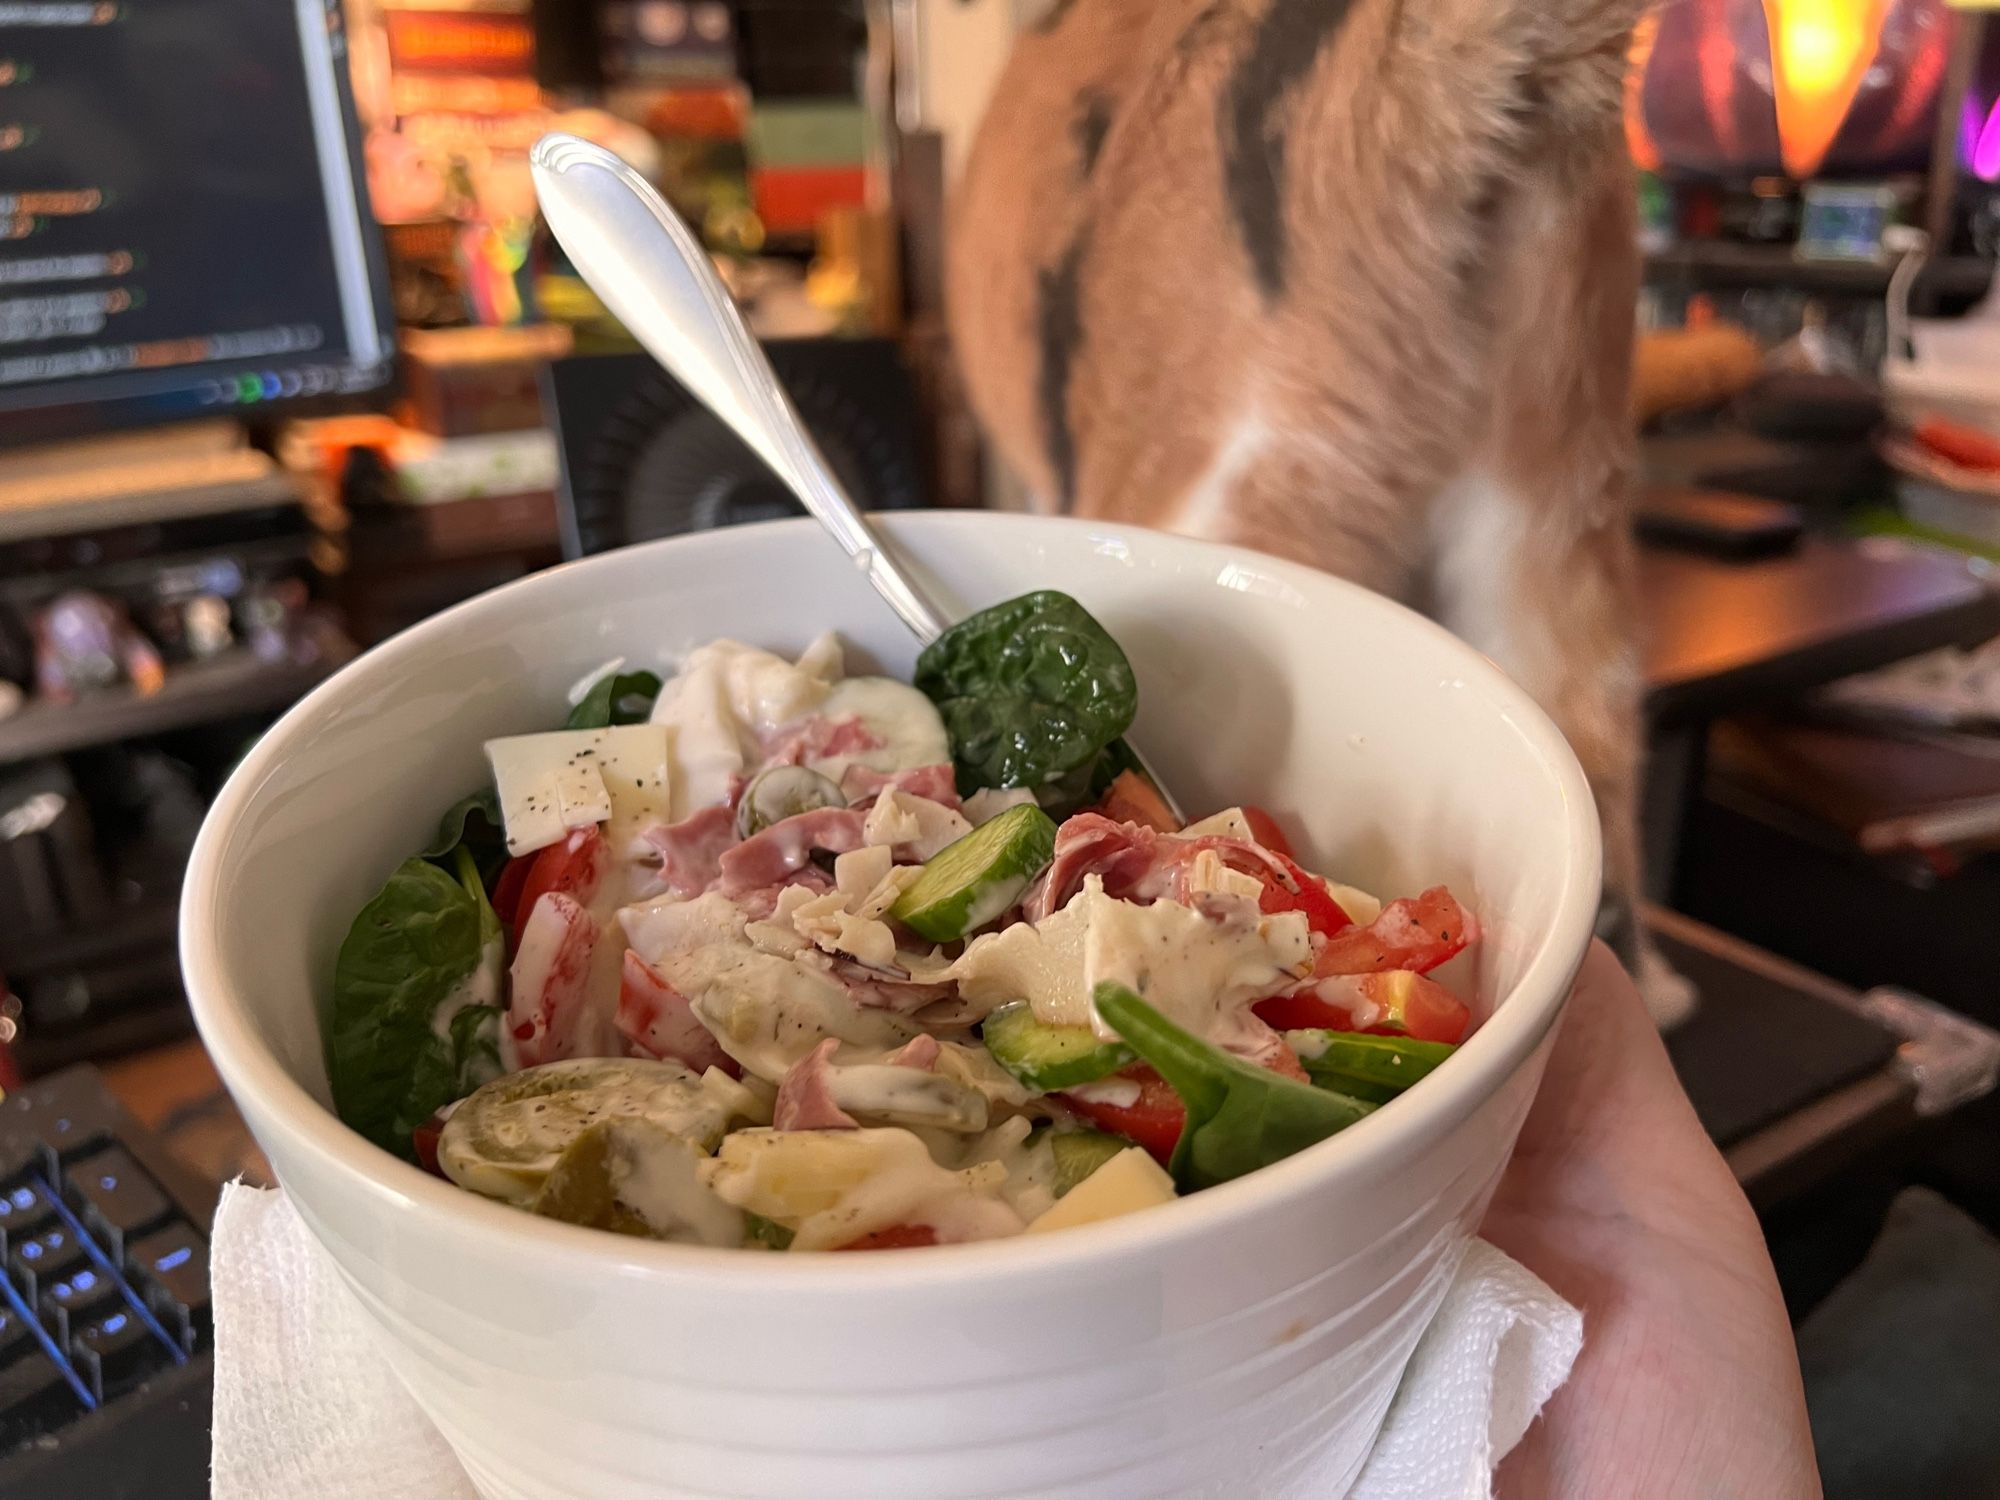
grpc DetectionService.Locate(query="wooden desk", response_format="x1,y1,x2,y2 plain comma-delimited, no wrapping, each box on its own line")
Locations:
99,1038,271,1190
1637,533,2000,897
1641,534,2000,727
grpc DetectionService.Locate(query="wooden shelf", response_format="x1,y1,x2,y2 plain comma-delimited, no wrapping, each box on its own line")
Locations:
0,896,179,976
1645,242,1994,304
0,636,353,765
0,470,301,545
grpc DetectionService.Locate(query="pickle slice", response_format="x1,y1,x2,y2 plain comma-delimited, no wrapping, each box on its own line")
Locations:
532,1116,745,1246
438,1057,749,1206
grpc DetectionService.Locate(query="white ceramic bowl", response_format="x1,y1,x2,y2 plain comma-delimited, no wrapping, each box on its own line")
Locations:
182,513,1599,1500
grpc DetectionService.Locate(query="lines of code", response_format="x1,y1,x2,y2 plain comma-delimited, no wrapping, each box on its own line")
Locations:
0,0,376,421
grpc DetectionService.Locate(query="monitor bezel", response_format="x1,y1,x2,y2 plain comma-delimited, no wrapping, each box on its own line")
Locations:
0,0,398,451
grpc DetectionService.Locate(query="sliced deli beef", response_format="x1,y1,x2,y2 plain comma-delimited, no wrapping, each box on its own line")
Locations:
719,806,870,895
759,714,884,769
1030,813,1297,921
839,762,962,810
641,803,739,898
773,1037,859,1130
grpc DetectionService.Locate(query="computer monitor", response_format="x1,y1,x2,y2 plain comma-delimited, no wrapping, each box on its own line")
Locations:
0,0,394,446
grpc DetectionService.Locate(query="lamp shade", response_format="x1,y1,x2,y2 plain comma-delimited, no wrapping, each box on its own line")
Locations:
1637,0,1951,177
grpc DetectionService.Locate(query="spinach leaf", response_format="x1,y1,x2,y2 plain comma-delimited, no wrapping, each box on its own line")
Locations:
914,591,1137,793
1035,735,1142,817
566,668,664,730
456,844,503,953
1094,982,1374,1192
328,848,504,1159
422,786,507,885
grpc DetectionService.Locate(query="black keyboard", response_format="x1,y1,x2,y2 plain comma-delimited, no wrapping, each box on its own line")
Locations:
0,1066,216,1500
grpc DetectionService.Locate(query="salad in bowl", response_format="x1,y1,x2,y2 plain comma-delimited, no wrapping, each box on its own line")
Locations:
330,591,1477,1252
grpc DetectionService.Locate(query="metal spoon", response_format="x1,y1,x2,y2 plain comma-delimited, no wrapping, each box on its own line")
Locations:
527,131,1181,817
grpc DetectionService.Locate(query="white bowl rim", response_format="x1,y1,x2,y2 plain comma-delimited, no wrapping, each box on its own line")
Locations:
181,511,1600,1291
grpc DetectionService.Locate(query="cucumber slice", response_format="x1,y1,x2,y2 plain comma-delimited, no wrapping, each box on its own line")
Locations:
983,1001,1133,1091
1289,1032,1456,1100
890,802,1058,941
1048,1130,1131,1197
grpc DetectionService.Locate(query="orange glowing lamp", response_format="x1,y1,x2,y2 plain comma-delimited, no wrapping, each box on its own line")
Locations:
1761,0,1893,177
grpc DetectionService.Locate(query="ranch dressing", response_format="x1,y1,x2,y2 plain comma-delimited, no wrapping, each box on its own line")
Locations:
951,876,1313,1049
649,639,837,816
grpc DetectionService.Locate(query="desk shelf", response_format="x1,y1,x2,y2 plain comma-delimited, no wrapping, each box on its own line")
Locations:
1645,243,1994,306
0,638,352,765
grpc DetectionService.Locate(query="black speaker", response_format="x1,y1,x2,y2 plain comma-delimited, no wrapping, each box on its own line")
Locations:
531,1,604,94
733,0,866,97
543,338,928,559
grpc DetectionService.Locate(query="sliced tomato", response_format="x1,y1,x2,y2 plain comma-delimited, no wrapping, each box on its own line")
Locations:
1257,852,1351,939
616,950,739,1077
1252,990,1346,1032
1058,1065,1187,1166
834,1224,940,1251
1357,970,1470,1043
1260,1033,1311,1082
1095,770,1181,833
1239,805,1295,859
1258,970,1471,1045
508,891,598,1067
1057,1039,1308,1165
490,854,534,936
410,1115,447,1177
511,826,607,946
1314,886,1472,976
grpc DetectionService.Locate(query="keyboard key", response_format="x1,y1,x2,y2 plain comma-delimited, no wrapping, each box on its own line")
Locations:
0,1345,84,1446
60,1146,171,1260
126,1224,209,1350
37,1262,120,1345
8,1222,86,1303
29,1113,109,1175
0,1303,32,1362
0,1175,56,1255
69,1306,164,1402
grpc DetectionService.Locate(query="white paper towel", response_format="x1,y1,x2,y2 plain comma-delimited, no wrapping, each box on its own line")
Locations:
209,1184,479,1500
210,1183,1581,1500
1348,1239,1583,1499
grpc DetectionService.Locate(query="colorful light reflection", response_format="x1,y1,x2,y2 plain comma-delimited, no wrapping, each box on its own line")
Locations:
1966,92,2000,183
1762,0,1892,178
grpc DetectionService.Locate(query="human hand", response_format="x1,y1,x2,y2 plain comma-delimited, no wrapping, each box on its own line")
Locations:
1482,942,1821,1498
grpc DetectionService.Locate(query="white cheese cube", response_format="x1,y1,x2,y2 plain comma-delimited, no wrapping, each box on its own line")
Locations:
1025,1148,1177,1234
554,761,612,830
486,725,672,855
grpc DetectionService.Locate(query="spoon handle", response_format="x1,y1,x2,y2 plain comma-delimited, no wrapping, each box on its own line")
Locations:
529,132,948,644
